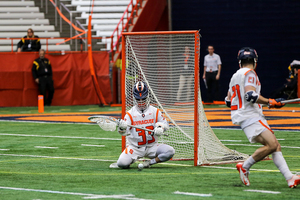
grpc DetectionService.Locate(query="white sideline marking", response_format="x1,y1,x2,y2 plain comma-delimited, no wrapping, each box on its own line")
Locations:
0,149,9,151
34,146,58,149
0,186,147,200
220,140,242,142
81,144,105,147
0,133,121,141
225,143,300,149
173,191,212,197
244,189,281,194
0,154,116,162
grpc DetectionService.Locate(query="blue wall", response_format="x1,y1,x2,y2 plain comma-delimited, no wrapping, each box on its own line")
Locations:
172,0,300,101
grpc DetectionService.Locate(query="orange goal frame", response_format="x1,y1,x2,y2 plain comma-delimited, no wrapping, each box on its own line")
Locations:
121,31,200,165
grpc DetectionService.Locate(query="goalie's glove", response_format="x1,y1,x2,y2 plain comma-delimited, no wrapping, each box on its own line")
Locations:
153,122,165,137
154,127,164,136
224,96,231,108
118,119,127,130
268,98,285,109
118,119,129,136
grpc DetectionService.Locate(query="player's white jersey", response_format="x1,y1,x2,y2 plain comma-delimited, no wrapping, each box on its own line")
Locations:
229,67,264,128
123,105,168,148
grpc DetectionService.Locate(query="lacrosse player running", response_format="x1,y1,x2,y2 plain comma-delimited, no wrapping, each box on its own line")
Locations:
116,81,175,169
226,47,300,188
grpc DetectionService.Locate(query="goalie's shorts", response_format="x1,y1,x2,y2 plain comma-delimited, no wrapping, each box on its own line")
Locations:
243,119,273,143
117,144,174,168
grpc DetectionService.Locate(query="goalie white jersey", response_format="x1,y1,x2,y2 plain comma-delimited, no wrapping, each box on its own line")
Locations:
229,67,264,128
123,105,168,148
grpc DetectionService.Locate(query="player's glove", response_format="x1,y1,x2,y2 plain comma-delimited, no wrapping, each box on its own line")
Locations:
268,98,286,109
224,96,231,108
118,119,127,130
153,122,165,136
118,119,129,136
154,127,164,136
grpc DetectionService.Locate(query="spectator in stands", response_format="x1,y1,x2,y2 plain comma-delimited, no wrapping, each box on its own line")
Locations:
17,28,41,52
203,45,222,103
32,49,54,106
270,60,299,99
177,46,193,102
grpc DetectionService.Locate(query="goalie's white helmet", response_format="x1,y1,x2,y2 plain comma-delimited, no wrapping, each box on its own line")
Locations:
133,81,149,111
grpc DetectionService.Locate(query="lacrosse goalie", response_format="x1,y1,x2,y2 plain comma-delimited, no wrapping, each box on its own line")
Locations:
116,81,175,169
226,47,300,188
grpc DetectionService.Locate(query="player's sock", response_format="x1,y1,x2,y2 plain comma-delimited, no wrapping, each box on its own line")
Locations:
150,159,157,165
272,151,293,180
243,156,256,170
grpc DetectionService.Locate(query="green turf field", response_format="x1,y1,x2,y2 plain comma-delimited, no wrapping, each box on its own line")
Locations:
0,105,299,199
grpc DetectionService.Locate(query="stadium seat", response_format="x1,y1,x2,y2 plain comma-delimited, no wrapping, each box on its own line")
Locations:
0,26,55,32
0,7,39,13
0,1,70,52
0,1,34,7
0,19,50,25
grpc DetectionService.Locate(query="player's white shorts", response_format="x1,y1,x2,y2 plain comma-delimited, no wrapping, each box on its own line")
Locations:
243,119,273,143
122,144,161,162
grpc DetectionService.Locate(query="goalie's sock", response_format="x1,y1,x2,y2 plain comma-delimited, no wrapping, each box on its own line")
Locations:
243,156,256,171
272,151,293,180
150,159,157,165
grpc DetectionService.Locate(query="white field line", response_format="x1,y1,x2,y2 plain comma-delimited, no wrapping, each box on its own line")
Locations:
173,191,212,197
81,144,105,147
0,119,93,125
224,143,300,149
0,133,121,141
0,149,9,151
244,189,281,194
0,186,149,200
0,154,117,162
34,146,59,149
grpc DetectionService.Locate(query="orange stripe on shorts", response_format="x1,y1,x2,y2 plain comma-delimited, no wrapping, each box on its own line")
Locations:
259,120,274,134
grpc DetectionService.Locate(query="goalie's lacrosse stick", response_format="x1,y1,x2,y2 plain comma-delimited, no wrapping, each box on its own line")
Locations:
281,98,300,104
88,115,168,136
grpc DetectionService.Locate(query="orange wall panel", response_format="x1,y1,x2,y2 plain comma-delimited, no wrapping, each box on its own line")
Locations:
0,52,111,107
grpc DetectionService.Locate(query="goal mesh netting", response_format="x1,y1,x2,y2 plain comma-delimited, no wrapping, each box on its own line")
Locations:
122,31,249,165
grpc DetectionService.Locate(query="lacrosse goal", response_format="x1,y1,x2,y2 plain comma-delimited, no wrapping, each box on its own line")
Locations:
121,30,249,166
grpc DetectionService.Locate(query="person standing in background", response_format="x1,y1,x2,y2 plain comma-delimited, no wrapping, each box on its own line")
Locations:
32,49,54,106
203,45,222,103
177,46,193,102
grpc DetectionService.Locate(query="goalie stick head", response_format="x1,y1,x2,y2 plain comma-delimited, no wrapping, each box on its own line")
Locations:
133,81,149,112
237,47,258,69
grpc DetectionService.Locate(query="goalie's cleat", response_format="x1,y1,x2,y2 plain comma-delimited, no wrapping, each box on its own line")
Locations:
236,162,250,186
109,162,119,169
287,175,300,188
142,160,151,168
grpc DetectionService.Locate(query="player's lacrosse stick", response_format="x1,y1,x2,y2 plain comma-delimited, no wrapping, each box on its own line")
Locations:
281,98,300,104
88,115,168,136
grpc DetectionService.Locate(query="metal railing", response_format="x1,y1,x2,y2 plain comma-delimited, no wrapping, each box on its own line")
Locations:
0,37,103,53
110,0,145,62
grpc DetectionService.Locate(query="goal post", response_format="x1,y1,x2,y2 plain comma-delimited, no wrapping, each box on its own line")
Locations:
121,30,249,166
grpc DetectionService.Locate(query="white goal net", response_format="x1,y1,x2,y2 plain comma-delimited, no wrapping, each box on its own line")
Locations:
122,31,249,165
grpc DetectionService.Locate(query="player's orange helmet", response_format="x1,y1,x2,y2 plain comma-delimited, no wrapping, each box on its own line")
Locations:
133,81,149,111
237,47,258,69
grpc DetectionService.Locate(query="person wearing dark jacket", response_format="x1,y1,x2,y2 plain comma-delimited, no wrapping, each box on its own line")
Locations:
32,49,54,106
17,28,41,52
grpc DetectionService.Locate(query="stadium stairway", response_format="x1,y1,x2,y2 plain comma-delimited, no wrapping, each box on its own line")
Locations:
0,0,71,52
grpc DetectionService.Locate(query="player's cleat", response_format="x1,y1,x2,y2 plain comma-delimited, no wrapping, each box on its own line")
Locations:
109,162,119,168
236,162,250,186
142,160,151,168
287,175,300,188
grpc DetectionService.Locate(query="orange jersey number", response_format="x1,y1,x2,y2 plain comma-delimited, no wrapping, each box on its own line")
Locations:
231,84,242,110
136,125,155,146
